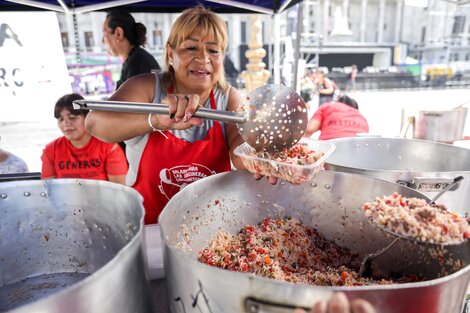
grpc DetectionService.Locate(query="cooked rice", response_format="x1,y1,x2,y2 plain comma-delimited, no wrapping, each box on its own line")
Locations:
362,193,470,244
198,217,404,286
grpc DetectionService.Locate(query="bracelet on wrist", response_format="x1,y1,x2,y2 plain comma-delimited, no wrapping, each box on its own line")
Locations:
148,113,158,132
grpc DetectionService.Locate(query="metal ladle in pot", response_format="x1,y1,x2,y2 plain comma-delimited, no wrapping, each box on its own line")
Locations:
73,84,308,153
359,176,468,277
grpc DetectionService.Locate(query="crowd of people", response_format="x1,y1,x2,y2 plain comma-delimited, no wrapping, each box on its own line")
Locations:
1,7,378,312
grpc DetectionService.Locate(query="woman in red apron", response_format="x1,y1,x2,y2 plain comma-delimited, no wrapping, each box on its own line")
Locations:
86,6,253,224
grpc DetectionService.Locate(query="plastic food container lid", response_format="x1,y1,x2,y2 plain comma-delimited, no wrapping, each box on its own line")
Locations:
234,138,336,184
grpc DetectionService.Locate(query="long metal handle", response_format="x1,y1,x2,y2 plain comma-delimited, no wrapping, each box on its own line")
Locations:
73,99,247,124
429,176,464,204
0,172,41,182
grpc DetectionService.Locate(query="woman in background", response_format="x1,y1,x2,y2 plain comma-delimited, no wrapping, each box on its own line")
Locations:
41,93,128,184
305,95,369,140
102,10,161,90
313,70,335,106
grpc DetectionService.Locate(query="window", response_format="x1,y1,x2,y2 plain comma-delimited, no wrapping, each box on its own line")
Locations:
61,32,69,50
421,27,426,43
84,31,94,52
452,16,465,35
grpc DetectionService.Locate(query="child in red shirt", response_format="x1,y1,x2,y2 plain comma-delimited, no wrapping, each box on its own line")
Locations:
41,93,128,183
306,95,369,140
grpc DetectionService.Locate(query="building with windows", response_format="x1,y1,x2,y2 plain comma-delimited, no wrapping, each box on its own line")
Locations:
56,0,470,94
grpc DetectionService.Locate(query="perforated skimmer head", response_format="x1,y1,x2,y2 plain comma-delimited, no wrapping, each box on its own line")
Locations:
237,84,309,153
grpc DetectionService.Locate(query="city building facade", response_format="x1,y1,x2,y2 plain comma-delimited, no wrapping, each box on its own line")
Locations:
56,0,470,94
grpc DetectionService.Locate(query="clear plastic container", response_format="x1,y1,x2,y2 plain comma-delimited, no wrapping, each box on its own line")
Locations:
234,138,336,184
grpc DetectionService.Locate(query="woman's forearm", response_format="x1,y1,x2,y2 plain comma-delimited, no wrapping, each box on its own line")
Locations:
85,110,150,143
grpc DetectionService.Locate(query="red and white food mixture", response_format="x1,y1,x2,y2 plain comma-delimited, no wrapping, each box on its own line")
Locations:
241,144,325,184
362,193,470,244
199,217,402,286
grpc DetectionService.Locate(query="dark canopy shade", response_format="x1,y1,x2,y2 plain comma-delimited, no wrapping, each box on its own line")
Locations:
0,0,300,14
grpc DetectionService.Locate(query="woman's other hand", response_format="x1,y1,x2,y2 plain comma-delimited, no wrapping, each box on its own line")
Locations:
253,173,278,185
294,292,376,313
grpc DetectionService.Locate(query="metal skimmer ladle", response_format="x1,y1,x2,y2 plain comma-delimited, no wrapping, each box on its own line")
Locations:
359,176,468,278
72,84,308,153
237,84,308,152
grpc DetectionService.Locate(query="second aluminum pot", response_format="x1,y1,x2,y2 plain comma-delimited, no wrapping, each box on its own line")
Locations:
414,107,468,144
0,179,152,313
159,170,470,313
324,137,470,215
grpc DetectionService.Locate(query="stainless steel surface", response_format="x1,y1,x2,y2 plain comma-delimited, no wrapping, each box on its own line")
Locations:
237,84,308,152
358,238,400,278
0,179,151,313
73,99,247,124
324,137,470,215
159,170,470,313
414,107,468,144
149,279,168,313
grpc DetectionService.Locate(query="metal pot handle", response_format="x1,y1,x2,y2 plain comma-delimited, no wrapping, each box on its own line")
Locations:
0,172,41,182
396,176,462,192
245,297,310,313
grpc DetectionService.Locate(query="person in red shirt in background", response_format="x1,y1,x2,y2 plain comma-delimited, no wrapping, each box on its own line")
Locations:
41,93,128,184
305,95,369,140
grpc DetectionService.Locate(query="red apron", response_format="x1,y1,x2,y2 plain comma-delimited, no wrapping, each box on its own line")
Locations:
133,89,231,224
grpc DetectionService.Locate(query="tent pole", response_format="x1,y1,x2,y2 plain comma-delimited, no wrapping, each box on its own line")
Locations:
273,13,281,84
292,1,303,92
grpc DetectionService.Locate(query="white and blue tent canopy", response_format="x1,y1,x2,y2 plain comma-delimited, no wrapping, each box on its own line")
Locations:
0,0,300,14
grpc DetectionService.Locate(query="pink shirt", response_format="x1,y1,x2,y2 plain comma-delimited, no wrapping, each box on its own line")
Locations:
312,102,369,140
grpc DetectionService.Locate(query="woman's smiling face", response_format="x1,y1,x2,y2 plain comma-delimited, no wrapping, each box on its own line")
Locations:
169,28,224,93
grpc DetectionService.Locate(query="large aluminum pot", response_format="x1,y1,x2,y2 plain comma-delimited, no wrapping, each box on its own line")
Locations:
0,179,152,313
159,170,470,313
324,137,470,215
414,107,468,144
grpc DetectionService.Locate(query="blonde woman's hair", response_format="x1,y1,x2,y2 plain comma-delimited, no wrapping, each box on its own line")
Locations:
162,6,229,93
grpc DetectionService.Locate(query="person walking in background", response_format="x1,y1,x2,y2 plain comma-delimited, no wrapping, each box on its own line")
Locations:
0,139,29,174
300,69,315,104
345,64,358,92
305,95,369,140
102,10,161,90
313,70,335,106
41,93,128,184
